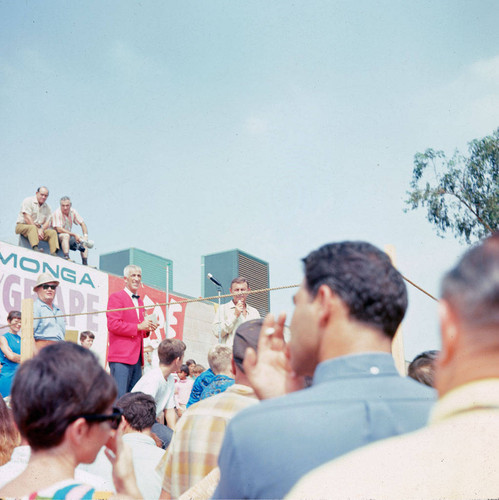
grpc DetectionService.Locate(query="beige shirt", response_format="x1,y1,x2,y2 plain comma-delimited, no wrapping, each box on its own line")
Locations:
16,196,52,225
212,301,260,347
287,379,499,500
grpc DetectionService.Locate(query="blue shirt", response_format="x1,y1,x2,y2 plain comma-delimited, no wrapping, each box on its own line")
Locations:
186,368,215,408
214,352,436,499
200,374,235,401
33,298,66,341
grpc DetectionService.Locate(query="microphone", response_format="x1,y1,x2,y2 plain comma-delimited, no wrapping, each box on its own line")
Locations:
207,273,222,287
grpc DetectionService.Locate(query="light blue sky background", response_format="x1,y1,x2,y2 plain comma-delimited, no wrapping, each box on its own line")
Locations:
1,1,498,360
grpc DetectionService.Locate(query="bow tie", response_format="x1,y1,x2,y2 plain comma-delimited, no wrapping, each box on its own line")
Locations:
132,294,140,299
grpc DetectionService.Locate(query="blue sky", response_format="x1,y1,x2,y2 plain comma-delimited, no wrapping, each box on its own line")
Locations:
1,1,498,359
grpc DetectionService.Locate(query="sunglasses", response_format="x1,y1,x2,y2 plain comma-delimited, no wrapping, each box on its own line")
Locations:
42,284,58,290
72,406,123,430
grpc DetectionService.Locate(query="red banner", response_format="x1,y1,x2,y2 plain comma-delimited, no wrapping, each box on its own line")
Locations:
107,275,186,341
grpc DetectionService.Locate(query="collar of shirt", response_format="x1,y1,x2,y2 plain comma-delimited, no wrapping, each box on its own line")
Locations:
124,287,140,319
430,378,499,425
36,298,59,313
313,352,399,386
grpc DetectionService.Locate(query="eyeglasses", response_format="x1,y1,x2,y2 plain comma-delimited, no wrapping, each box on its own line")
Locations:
42,284,58,290
72,406,123,430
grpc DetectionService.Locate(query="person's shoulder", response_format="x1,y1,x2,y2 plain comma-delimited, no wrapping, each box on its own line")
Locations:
108,289,128,302
393,373,437,400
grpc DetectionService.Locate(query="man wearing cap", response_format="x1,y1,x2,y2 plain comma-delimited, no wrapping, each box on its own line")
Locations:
107,265,158,398
15,187,59,256
214,241,436,500
33,273,66,350
212,277,260,347
51,196,92,265
158,319,262,498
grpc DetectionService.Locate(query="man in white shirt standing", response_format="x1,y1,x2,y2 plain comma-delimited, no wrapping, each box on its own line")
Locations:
132,338,186,448
212,277,260,347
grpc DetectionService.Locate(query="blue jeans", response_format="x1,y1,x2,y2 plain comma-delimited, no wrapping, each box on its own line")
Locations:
152,422,173,449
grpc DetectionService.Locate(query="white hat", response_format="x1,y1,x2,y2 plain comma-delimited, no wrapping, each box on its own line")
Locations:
33,273,60,291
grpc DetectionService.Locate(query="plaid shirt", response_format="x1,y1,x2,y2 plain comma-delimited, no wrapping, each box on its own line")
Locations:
157,384,258,497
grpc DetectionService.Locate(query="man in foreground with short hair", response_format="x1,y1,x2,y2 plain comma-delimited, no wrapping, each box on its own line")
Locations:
212,277,260,346
116,392,165,500
51,196,91,265
159,319,262,498
214,241,435,499
132,337,186,448
107,264,158,398
15,186,59,255
288,234,499,500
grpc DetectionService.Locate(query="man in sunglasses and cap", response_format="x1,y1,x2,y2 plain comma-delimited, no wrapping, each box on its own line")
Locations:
33,272,66,350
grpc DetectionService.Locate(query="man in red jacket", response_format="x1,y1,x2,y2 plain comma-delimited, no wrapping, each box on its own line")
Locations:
107,265,158,397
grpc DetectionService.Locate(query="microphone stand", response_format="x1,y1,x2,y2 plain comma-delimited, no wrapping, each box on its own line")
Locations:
217,286,222,344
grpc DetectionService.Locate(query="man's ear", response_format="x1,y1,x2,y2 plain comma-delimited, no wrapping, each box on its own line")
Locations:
315,284,333,328
231,357,237,376
438,300,459,366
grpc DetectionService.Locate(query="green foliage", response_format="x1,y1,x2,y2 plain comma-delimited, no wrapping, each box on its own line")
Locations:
405,128,499,244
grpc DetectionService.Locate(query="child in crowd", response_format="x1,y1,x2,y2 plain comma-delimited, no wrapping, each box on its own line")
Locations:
185,359,196,379
175,364,194,417
79,331,95,349
190,364,205,379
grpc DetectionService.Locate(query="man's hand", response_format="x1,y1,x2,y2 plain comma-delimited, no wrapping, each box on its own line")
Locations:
234,300,244,318
138,317,159,332
37,228,44,240
105,427,142,498
243,313,305,400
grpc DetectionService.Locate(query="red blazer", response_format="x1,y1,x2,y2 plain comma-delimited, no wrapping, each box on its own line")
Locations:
106,289,146,365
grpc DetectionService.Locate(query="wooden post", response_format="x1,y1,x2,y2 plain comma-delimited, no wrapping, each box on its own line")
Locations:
384,245,406,376
21,298,35,363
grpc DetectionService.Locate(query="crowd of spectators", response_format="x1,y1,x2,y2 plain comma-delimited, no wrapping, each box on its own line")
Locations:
1,234,498,499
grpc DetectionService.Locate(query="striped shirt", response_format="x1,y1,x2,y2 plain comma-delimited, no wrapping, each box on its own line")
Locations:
157,384,258,498
51,207,84,232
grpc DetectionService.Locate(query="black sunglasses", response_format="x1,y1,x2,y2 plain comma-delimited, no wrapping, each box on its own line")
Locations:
42,284,58,290
72,406,123,430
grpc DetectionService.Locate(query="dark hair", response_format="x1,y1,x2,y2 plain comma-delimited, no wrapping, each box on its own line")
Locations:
36,186,49,194
231,277,249,288
115,392,156,431
11,342,117,451
441,232,499,327
302,241,408,338
179,364,190,376
0,398,19,465
158,338,186,365
185,359,196,366
7,311,21,322
79,330,95,341
408,350,439,388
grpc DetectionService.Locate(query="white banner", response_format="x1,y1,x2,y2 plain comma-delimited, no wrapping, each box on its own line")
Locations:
0,241,109,362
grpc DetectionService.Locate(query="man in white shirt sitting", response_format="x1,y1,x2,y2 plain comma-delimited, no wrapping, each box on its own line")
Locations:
132,338,186,448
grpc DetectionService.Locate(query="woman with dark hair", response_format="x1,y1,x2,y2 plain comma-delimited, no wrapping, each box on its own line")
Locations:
0,311,22,398
0,397,19,466
0,342,140,499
